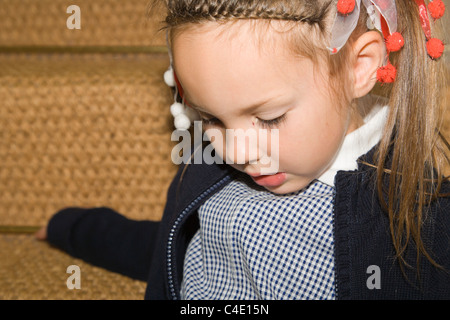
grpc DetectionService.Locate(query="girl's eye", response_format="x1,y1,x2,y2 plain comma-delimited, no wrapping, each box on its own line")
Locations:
257,114,287,129
200,114,287,128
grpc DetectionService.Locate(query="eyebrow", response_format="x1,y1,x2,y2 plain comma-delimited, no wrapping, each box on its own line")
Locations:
183,95,283,116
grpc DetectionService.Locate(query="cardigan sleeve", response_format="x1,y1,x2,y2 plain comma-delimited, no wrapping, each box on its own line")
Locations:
47,206,160,281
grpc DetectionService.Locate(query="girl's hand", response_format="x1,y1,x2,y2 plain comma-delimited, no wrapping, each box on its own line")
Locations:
35,225,47,240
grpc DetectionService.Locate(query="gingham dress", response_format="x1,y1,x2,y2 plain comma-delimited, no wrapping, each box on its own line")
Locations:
180,175,336,300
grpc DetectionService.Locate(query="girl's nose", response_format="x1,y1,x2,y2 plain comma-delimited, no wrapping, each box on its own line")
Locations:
224,128,260,165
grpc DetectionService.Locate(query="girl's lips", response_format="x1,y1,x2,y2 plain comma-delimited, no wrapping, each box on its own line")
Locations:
250,172,287,187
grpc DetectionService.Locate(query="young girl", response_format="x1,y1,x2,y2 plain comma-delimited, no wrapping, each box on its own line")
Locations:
36,0,450,299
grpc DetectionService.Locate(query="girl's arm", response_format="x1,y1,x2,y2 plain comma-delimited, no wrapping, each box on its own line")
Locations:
40,206,160,282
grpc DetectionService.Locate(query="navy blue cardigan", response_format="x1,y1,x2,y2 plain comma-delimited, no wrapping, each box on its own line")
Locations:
47,148,450,299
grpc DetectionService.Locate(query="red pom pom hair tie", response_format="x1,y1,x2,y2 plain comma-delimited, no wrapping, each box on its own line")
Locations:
414,0,446,59
426,38,445,59
329,1,403,83
376,30,405,83
337,0,356,15
428,0,446,20
375,10,404,84
331,0,446,83
376,62,397,83
385,32,404,52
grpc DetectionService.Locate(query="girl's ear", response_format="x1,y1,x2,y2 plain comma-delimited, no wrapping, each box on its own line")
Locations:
351,31,385,98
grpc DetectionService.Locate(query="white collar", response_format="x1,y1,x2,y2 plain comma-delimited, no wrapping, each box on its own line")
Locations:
318,97,388,187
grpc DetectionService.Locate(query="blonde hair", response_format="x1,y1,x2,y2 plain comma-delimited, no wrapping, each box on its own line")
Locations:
151,0,450,272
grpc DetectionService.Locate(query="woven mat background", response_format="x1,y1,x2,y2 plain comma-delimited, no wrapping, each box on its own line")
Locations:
0,234,147,300
0,0,176,300
0,53,177,226
0,0,165,47
0,52,176,299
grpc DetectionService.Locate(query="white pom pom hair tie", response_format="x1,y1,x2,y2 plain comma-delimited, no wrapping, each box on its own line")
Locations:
164,32,199,131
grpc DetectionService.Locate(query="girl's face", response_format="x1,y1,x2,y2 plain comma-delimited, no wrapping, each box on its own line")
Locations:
173,21,358,194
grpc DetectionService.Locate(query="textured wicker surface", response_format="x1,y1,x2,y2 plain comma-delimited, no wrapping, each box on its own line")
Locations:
0,234,147,300
0,0,173,300
0,0,166,47
0,52,177,226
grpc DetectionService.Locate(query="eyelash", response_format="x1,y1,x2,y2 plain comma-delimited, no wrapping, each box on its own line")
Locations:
200,114,287,129
258,114,287,129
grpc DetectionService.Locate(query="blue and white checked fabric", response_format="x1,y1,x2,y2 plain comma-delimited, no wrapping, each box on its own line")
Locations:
181,175,336,300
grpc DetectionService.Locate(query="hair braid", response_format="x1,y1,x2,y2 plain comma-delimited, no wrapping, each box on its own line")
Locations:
164,0,332,31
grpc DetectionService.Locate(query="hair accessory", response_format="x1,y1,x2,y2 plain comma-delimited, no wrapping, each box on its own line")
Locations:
337,0,357,15
164,67,194,131
164,32,199,131
330,0,402,83
385,32,404,52
330,0,446,83
428,0,446,20
376,61,397,83
330,0,399,54
414,0,446,59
